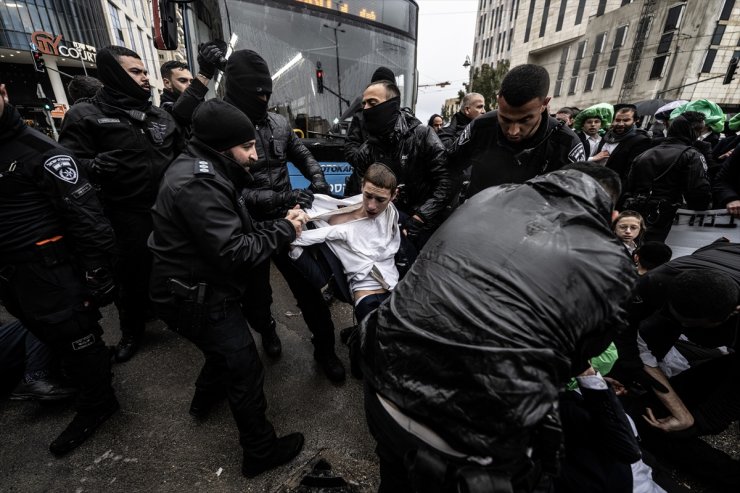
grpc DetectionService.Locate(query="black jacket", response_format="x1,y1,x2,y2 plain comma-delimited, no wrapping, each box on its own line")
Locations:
244,112,326,220
59,96,182,211
596,128,652,185
0,105,115,268
713,146,740,207
148,139,296,308
448,111,586,198
359,170,636,459
626,139,711,210
438,111,471,149
350,111,452,227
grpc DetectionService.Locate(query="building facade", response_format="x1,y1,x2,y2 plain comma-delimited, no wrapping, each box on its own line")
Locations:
471,0,520,71
471,0,740,112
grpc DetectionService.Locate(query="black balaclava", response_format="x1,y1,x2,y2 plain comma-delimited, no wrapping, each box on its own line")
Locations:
371,66,395,83
96,47,151,111
224,50,273,123
667,115,697,145
363,96,401,137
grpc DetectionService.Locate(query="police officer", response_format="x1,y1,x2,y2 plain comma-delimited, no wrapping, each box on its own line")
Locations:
0,82,118,455
60,46,182,362
148,99,305,477
222,49,345,382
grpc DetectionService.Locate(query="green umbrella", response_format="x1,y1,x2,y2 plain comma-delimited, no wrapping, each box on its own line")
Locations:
669,99,726,134
728,113,740,132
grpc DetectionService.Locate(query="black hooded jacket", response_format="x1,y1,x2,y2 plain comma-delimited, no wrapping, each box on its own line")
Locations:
349,111,452,227
359,170,636,460
626,118,711,210
438,110,472,149
148,139,296,308
0,104,115,268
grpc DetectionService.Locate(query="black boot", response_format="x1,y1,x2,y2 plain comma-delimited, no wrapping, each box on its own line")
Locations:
260,318,282,358
314,349,346,383
49,399,119,456
114,333,141,363
242,433,304,478
10,378,76,401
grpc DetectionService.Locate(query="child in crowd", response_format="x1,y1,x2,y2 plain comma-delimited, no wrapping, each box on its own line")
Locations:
613,210,645,255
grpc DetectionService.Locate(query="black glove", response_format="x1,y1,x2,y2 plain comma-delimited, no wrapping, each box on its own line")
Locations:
286,188,314,209
309,175,332,195
89,152,120,177
197,41,226,79
85,266,116,307
402,215,423,241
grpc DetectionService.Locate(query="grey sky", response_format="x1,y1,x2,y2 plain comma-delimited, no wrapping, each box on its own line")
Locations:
415,0,477,124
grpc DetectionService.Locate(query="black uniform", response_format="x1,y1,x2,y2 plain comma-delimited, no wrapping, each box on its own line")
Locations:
448,111,586,198
149,137,296,461
238,112,337,355
59,89,181,351
0,104,117,427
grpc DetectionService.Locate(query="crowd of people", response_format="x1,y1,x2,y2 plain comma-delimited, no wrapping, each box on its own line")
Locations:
1,40,739,493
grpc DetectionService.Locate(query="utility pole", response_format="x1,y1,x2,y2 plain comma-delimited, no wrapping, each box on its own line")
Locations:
324,23,346,117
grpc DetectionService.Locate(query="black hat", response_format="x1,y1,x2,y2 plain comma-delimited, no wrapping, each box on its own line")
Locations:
371,66,395,83
191,99,256,151
225,50,273,95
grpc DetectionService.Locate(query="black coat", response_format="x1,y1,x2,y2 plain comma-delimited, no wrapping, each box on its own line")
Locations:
0,105,115,269
148,139,296,308
448,111,586,198
359,170,636,459
713,146,740,207
349,111,452,227
243,112,326,220
626,139,711,210
159,78,209,132
596,128,653,185
438,111,471,149
59,96,182,211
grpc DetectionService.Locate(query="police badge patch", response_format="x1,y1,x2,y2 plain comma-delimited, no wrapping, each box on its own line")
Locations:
43,155,79,184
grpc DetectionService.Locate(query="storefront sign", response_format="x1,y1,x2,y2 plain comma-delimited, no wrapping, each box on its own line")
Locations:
31,31,97,63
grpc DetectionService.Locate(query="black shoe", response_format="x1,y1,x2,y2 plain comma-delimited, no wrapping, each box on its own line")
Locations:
49,400,119,456
242,432,304,478
189,390,225,420
114,335,140,363
315,351,346,383
261,319,282,358
10,379,77,401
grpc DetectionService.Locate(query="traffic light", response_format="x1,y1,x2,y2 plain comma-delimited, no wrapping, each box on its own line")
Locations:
31,49,46,73
723,56,738,85
316,68,324,94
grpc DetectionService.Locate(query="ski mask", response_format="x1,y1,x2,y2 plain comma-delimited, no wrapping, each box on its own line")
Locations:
224,50,273,123
363,96,401,137
96,47,151,111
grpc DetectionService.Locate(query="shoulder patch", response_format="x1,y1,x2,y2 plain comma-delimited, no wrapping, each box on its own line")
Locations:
193,159,215,176
44,155,79,184
568,142,586,163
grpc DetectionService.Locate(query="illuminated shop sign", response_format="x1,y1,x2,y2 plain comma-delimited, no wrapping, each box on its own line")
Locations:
294,0,378,20
30,31,97,63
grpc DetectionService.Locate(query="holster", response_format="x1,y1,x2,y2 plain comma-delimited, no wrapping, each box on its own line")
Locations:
167,278,208,339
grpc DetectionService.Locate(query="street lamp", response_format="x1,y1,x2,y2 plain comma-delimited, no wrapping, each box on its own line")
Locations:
463,55,471,68
323,23,346,117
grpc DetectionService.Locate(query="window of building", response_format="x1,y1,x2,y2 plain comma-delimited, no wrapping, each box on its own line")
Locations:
502,31,507,52
621,0,633,5
508,27,514,50
720,0,736,20
596,0,607,16
710,24,726,46
575,0,587,25
585,71,596,91
524,0,536,42
614,25,629,47
663,4,685,32
603,66,616,88
649,54,669,79
554,45,569,97
556,0,568,32
554,80,563,97
126,17,137,51
539,0,551,37
701,49,717,73
568,76,578,95
108,3,125,46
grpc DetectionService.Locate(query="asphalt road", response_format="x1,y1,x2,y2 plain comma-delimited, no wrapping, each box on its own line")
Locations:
0,268,378,492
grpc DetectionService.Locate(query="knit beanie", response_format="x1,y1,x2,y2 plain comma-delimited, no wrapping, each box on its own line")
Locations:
225,50,272,96
191,99,256,151
371,66,395,83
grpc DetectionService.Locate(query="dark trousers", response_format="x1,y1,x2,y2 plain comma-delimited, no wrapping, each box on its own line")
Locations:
107,208,153,339
0,319,52,376
0,260,115,413
364,385,544,493
355,293,390,323
627,353,740,491
159,302,276,459
242,249,335,353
